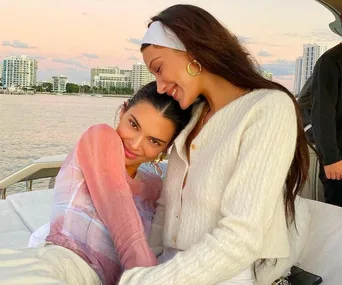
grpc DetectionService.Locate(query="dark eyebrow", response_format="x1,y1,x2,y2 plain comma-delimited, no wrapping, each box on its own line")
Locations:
130,114,141,129
148,56,161,70
150,137,167,144
131,115,167,144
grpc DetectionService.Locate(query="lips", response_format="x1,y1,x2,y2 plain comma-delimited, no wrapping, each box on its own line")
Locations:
123,145,138,159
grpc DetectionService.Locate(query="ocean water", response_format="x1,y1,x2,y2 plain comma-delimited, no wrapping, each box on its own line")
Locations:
0,94,125,194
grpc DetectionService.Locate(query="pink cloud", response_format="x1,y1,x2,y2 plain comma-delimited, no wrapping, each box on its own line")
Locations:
0,0,339,87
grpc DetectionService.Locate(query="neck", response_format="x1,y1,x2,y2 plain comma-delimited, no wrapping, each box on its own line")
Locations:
200,71,247,114
126,165,138,178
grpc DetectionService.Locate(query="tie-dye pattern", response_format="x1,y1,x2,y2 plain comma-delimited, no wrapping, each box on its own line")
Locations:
46,124,161,285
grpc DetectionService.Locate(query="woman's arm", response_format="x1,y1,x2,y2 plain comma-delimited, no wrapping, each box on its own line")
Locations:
76,124,157,269
119,93,297,284
137,170,165,256
148,190,166,256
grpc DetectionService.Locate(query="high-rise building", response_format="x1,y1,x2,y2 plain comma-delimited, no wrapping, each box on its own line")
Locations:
0,63,3,86
52,75,68,93
90,67,132,89
300,44,327,90
132,62,155,92
293,44,327,94
293,57,303,95
2,55,38,88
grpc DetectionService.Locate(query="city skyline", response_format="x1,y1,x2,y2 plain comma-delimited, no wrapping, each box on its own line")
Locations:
293,43,327,94
0,0,341,90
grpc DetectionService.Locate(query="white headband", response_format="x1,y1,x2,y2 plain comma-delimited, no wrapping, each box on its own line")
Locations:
142,21,186,52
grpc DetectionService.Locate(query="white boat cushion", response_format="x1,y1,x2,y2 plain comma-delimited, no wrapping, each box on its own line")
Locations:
0,199,32,248
299,200,342,285
6,190,53,232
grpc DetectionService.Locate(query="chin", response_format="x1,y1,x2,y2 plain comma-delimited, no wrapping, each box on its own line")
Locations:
179,92,198,110
125,158,135,166
179,99,191,110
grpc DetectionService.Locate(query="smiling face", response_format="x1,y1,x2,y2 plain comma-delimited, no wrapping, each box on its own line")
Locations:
116,101,176,173
142,45,203,110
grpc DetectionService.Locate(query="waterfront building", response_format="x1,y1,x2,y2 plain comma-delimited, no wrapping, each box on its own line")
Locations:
90,67,132,89
52,75,68,93
2,55,38,88
132,62,155,92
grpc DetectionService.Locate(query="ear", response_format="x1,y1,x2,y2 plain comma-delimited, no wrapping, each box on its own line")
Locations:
119,105,125,120
114,103,126,129
120,101,129,119
186,52,195,61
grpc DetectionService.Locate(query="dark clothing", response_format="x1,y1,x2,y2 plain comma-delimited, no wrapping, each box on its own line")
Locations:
298,76,315,143
311,43,342,206
298,76,313,126
319,164,342,207
311,43,342,165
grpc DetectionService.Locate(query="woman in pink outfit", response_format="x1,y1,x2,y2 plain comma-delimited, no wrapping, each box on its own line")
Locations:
0,81,191,285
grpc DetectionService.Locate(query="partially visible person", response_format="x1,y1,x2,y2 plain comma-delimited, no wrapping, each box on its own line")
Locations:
0,81,192,285
119,4,311,285
297,75,315,143
311,43,342,206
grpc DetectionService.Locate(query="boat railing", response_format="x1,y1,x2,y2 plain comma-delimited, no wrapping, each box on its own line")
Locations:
0,154,67,199
0,148,323,201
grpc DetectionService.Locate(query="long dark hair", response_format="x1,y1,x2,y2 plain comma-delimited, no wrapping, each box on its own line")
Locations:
141,4,309,225
124,81,192,142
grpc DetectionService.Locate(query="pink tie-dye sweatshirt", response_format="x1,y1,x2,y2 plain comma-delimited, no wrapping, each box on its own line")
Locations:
46,124,161,285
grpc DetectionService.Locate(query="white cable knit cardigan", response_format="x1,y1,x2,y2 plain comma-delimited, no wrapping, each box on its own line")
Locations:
120,89,311,285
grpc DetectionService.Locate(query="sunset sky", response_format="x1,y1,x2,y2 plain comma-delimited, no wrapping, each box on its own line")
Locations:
1,0,340,90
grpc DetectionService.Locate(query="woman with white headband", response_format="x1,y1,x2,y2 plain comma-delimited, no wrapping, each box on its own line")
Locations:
119,4,311,285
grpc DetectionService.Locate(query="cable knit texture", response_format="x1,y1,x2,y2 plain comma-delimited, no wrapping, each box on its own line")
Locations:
119,89,311,285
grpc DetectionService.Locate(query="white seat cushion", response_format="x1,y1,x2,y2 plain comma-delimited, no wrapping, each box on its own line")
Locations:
0,200,31,248
299,200,342,285
6,190,53,232
0,231,32,248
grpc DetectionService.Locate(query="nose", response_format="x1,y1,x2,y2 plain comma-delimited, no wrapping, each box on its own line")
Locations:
156,77,167,94
130,134,144,151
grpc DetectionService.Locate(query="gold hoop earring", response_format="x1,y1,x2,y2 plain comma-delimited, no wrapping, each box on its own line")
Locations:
150,161,163,176
186,60,202,76
154,152,167,163
150,152,167,176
